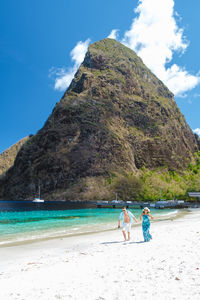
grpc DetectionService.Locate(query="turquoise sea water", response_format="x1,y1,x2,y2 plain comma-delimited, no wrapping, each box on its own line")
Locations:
0,206,178,246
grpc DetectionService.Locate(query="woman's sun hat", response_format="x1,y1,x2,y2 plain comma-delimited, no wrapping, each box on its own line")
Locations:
143,207,150,213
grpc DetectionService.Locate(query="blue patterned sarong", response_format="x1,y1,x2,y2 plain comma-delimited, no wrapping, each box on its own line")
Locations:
142,214,152,242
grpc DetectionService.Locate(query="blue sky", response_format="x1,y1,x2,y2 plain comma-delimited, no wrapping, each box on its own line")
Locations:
0,0,200,153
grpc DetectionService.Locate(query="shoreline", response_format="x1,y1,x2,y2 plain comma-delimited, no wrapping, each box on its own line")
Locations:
0,208,200,299
0,207,184,248
1,199,200,209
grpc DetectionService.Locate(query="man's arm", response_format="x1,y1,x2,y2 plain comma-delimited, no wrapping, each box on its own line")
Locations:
129,211,138,223
118,219,120,228
133,216,138,223
118,212,122,228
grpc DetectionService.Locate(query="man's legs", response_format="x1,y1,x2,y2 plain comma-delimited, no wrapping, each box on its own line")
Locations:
122,230,127,241
122,223,131,241
127,223,131,241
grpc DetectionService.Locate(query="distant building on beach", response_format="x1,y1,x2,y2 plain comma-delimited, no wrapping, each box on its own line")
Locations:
188,192,200,201
155,200,185,209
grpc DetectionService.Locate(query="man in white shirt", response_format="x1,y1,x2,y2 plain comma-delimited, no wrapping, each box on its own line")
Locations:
118,206,137,241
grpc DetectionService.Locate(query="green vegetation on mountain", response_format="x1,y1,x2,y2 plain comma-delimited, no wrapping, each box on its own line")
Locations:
0,137,29,178
109,151,200,201
0,39,199,200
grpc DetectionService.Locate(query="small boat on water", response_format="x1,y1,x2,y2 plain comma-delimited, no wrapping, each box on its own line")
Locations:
32,198,44,203
32,186,44,202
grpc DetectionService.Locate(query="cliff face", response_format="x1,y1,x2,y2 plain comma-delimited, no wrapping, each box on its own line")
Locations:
0,137,29,177
0,39,198,200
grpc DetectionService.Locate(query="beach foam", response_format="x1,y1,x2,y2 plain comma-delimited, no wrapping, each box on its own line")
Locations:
0,208,178,246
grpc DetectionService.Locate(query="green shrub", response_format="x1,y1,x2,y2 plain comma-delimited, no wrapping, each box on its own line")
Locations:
112,174,143,201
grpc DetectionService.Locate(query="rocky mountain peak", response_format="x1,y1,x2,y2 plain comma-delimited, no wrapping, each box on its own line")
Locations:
65,38,173,101
0,38,198,200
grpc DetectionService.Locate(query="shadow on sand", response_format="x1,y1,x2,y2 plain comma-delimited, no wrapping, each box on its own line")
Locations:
129,241,145,244
100,241,124,245
101,240,145,245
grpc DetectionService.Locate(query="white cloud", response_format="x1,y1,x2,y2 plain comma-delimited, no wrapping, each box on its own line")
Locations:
50,39,90,91
193,128,200,136
70,39,91,67
164,65,200,96
107,29,119,39
121,0,200,96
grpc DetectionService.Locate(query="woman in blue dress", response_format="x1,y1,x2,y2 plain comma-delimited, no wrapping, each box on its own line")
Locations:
140,207,154,242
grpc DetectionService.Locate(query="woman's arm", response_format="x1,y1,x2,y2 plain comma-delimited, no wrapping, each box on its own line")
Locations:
140,213,143,221
149,213,154,220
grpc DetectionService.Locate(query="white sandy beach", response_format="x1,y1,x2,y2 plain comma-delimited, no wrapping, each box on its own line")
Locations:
0,209,200,300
